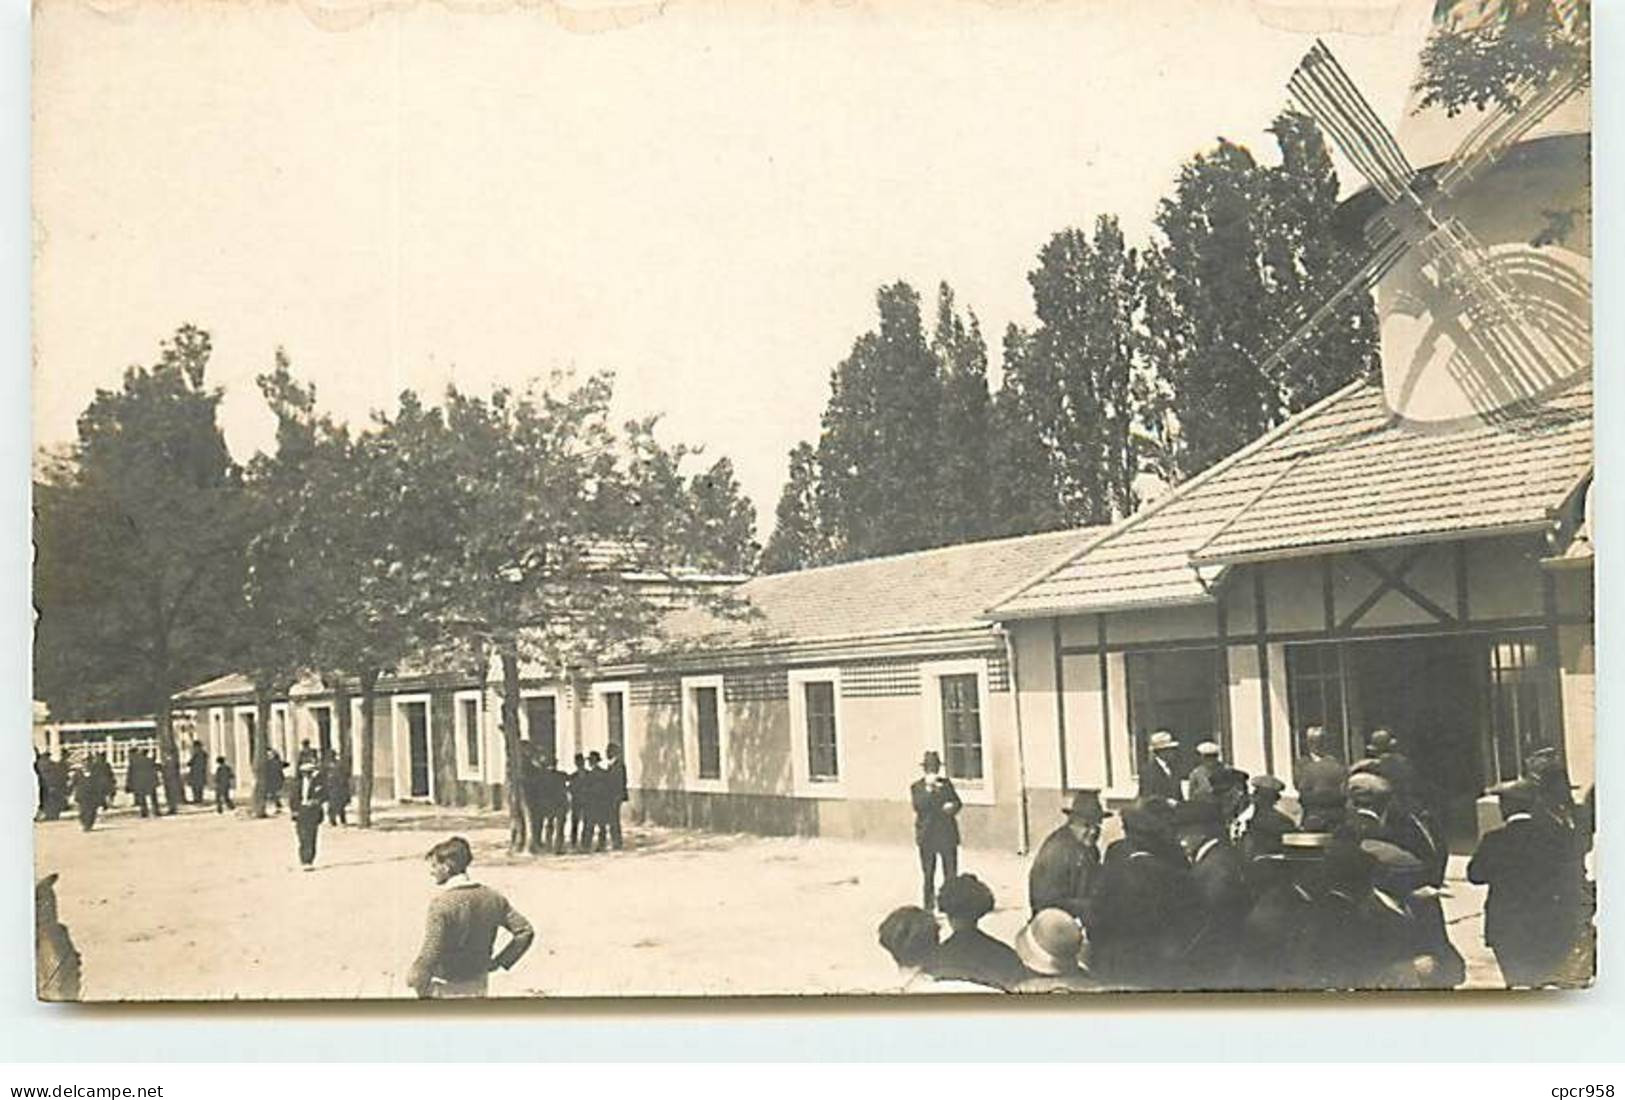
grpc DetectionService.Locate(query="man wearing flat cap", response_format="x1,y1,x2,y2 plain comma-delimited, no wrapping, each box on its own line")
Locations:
1239,774,1297,863
1138,730,1185,804
910,750,962,910
1028,790,1109,921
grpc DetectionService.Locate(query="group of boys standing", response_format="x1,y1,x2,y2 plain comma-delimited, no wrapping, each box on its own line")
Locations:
901,726,1593,993
518,742,628,855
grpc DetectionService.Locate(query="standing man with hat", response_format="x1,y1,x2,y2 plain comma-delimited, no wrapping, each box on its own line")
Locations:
1175,797,1249,989
1028,790,1109,920
1138,731,1184,804
1292,726,1348,831
1468,779,1587,988
910,750,961,910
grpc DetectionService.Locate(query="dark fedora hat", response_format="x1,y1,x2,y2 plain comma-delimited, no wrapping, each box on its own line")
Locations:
1062,789,1111,823
920,750,943,771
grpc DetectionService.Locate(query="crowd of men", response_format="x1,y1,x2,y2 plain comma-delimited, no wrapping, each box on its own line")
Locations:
516,742,629,855
894,728,1595,993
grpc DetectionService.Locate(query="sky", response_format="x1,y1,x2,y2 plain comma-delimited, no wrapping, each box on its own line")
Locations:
32,0,1437,523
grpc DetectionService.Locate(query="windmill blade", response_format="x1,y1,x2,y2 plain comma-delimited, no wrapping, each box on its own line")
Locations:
1257,229,1405,377
1289,40,1418,202
1418,217,1588,391
1433,62,1589,198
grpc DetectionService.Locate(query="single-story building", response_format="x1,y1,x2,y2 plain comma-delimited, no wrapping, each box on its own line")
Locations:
988,376,1593,850
173,379,1592,854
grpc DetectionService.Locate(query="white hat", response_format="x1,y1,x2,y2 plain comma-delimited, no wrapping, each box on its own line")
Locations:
1148,731,1178,752
1196,741,1221,757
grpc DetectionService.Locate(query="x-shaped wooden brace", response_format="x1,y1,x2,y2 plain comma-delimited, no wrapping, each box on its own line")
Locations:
1338,546,1457,631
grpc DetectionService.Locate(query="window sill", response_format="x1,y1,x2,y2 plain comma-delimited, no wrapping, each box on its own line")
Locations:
950,780,996,807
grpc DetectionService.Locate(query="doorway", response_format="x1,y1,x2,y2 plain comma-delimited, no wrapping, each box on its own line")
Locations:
394,698,432,800
524,694,558,761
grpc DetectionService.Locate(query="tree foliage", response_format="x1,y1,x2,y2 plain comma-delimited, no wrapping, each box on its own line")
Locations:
1002,216,1142,525
1415,0,1589,117
32,325,251,809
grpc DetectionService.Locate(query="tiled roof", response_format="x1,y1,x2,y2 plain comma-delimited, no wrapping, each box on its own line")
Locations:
990,379,1592,619
653,527,1101,653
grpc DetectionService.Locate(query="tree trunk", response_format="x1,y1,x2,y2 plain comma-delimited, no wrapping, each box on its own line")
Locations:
152,690,184,815
357,668,379,828
501,644,526,853
251,686,272,819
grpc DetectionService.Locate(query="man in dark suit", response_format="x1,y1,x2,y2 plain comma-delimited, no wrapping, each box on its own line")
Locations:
290,757,328,871
125,749,159,818
566,753,589,851
185,741,210,805
1174,798,1249,989
1292,726,1348,831
1138,730,1184,803
604,742,629,850
1087,797,1197,989
910,750,961,910
1468,780,1587,988
1028,790,1108,920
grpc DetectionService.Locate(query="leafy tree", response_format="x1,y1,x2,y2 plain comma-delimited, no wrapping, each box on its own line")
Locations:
235,352,328,817
760,442,832,573
986,343,1066,538
32,325,251,811
1415,0,1589,117
1003,216,1141,525
682,457,760,574
932,284,994,544
1142,115,1376,480
395,375,750,852
815,282,945,560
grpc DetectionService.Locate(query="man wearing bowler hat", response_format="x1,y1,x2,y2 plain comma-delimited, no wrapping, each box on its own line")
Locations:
1138,730,1185,804
1028,790,1110,920
910,750,962,909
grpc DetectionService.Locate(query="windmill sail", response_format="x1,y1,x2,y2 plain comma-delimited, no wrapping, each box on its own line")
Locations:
1259,12,1590,425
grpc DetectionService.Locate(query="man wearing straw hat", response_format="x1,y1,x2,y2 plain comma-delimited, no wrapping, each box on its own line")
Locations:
910,750,962,910
1138,730,1185,804
1028,790,1110,920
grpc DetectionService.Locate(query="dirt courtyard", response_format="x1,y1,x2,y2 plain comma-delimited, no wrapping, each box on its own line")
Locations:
34,802,1503,1001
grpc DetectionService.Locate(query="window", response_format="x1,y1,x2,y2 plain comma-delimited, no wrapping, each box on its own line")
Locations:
604,692,625,747
804,681,839,780
1286,643,1349,760
940,674,983,781
1125,648,1220,775
453,691,483,780
593,681,630,759
681,676,728,789
209,709,226,760
311,706,334,757
1485,638,1549,784
919,659,994,802
789,669,843,792
695,687,721,779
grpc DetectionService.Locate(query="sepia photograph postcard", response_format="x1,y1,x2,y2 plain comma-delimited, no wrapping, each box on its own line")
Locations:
30,0,1594,1003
